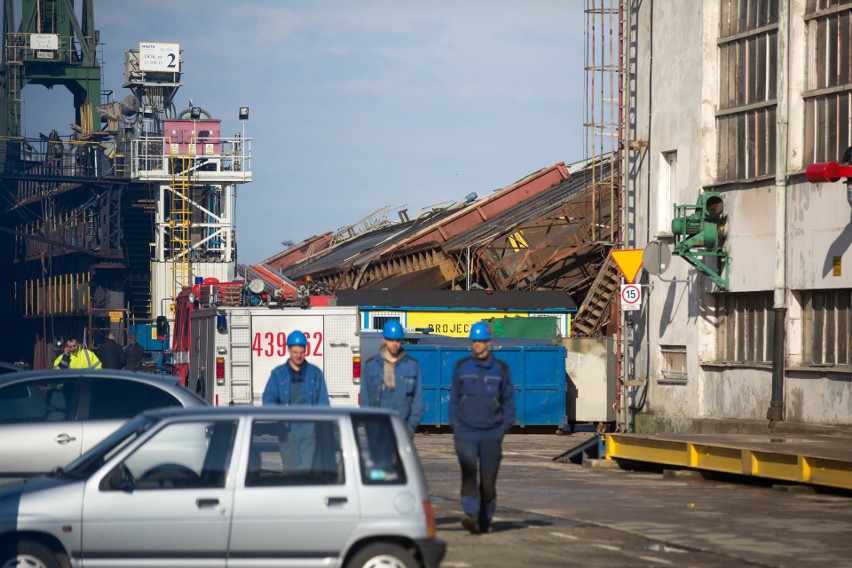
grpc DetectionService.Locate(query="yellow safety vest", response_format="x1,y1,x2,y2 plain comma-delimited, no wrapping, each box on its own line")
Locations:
53,349,103,370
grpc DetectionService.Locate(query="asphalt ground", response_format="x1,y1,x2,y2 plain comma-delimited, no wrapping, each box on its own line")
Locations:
414,432,852,568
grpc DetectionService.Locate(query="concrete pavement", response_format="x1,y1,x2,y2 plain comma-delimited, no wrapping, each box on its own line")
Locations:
415,432,852,567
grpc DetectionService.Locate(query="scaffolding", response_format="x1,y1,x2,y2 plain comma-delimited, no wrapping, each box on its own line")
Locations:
584,0,626,430
583,0,622,245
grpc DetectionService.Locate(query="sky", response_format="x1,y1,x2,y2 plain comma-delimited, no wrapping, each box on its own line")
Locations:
21,0,586,264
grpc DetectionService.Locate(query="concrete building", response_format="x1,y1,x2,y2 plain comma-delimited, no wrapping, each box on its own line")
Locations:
627,0,852,432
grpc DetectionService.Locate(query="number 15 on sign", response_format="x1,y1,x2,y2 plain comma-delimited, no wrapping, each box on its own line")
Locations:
620,284,642,311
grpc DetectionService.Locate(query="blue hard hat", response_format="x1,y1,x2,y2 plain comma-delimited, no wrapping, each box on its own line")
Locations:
287,330,308,347
469,321,492,341
382,320,405,340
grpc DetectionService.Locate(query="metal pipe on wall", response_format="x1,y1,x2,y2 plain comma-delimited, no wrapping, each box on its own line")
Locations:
768,0,790,425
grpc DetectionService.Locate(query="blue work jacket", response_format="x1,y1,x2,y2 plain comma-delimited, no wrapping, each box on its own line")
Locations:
360,352,424,436
262,360,330,406
448,354,515,432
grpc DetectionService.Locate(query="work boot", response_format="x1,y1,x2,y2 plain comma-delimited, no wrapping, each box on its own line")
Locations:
460,514,480,535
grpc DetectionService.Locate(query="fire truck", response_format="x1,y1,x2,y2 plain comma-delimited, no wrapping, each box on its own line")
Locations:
172,280,361,407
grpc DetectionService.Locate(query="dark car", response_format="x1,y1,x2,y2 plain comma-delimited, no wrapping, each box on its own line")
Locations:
0,361,27,375
0,369,207,481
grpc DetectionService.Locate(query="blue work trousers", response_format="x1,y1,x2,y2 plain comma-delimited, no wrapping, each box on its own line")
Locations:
453,425,504,528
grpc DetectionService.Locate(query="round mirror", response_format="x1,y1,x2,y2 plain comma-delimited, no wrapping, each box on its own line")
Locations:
642,240,672,275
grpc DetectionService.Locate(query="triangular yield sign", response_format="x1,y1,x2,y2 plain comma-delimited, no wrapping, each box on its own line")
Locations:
611,249,644,284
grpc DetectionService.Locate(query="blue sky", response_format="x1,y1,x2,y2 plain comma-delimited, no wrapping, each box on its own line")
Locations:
22,1,585,263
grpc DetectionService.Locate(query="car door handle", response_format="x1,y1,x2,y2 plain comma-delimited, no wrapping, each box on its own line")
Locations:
325,496,348,506
196,498,219,508
54,433,77,445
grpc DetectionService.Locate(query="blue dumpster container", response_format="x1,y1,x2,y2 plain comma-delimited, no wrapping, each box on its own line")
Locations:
408,344,567,429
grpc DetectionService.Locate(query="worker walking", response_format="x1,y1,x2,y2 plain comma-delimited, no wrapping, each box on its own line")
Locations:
124,334,145,371
262,330,330,406
448,321,515,535
360,320,424,438
53,337,102,370
262,330,330,471
98,331,125,370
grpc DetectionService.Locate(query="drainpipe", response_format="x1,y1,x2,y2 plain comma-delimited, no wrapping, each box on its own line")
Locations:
767,1,789,426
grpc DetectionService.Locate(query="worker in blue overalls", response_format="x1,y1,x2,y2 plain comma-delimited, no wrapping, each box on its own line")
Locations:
262,330,330,471
360,320,424,438
449,321,516,535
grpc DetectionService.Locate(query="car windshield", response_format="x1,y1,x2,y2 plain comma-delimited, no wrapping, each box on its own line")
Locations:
59,414,158,479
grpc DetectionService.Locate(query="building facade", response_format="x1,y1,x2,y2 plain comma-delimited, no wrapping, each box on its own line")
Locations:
629,0,852,431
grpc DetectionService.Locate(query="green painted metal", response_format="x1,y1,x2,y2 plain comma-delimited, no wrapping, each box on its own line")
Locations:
1,0,101,170
671,192,730,289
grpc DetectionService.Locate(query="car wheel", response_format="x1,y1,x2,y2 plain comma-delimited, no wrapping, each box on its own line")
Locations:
0,540,60,568
346,542,417,568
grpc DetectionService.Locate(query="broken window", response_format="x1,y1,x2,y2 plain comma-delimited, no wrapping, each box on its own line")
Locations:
803,1,852,163
801,289,851,366
715,292,775,364
717,0,778,181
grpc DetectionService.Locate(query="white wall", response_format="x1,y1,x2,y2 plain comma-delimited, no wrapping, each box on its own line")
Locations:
630,0,852,430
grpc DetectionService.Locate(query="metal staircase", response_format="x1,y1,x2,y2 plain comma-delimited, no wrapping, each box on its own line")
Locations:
124,192,156,321
571,253,619,337
169,155,193,302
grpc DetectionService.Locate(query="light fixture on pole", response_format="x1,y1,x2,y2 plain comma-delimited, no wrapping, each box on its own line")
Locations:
238,106,249,162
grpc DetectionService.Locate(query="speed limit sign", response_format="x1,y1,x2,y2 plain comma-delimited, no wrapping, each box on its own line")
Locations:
620,284,642,311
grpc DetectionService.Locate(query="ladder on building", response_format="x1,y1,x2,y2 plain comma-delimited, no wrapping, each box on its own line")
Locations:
571,253,619,337
228,312,253,405
6,59,22,137
170,155,193,302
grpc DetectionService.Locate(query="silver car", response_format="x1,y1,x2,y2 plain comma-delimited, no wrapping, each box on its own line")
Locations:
0,406,446,568
0,370,207,482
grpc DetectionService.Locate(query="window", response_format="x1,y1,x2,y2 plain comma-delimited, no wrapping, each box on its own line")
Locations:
717,0,778,181
88,379,182,420
246,419,343,487
371,314,401,331
0,377,78,424
657,151,677,236
660,345,688,381
352,414,406,485
107,419,238,490
715,292,775,363
804,1,852,163
801,289,851,366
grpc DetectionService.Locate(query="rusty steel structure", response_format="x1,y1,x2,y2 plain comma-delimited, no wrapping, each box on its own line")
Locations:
267,157,617,319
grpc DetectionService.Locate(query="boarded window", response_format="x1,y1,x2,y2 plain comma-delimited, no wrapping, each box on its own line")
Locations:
803,1,852,163
715,292,775,363
717,0,779,182
660,344,688,381
801,289,852,366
